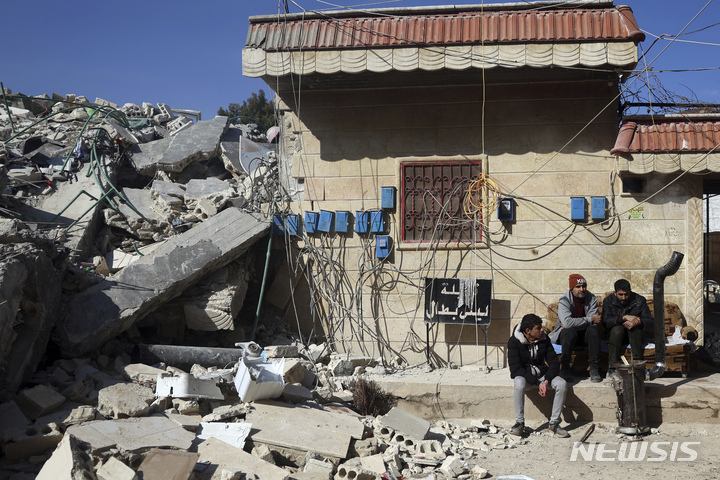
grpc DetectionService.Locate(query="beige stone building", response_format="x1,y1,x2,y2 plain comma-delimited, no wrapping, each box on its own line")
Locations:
243,1,714,367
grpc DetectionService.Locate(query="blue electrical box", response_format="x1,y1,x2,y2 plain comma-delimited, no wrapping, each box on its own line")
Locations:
370,210,385,233
355,211,370,233
335,211,350,233
591,196,606,220
570,197,586,221
381,186,396,209
304,212,319,234
497,197,515,222
273,214,300,235
318,210,334,232
376,235,391,258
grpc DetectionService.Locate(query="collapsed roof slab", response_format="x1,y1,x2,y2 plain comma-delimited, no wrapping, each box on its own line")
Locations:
56,207,270,357
129,116,229,176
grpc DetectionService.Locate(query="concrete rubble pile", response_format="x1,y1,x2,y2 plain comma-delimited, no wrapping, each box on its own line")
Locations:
0,338,513,479
0,87,290,414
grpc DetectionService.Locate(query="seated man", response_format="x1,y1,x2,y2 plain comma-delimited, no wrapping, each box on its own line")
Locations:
508,313,570,438
550,274,602,382
602,279,653,378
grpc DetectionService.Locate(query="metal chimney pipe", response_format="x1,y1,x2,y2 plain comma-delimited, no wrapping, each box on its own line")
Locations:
647,251,684,380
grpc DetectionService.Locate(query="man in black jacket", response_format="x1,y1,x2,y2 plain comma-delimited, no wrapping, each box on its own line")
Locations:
508,313,570,438
602,279,653,378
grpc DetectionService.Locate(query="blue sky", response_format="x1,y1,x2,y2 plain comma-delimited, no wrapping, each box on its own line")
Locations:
3,0,718,120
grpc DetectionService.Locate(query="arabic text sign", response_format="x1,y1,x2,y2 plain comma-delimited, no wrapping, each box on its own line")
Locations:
424,278,491,325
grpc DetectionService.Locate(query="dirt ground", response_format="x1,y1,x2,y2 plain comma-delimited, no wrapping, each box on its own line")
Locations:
464,421,719,480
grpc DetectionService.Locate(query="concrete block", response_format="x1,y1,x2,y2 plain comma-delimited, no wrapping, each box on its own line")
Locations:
201,403,248,422
304,458,335,479
198,422,252,449
36,433,94,480
123,363,165,383
439,456,467,477
283,359,309,385
4,422,64,461
334,465,378,480
252,443,276,464
97,456,138,480
328,355,373,376
97,382,154,419
359,454,386,474
16,385,66,420
349,437,379,458
221,469,245,480
172,398,200,415
415,440,446,460
61,380,92,402
378,407,430,442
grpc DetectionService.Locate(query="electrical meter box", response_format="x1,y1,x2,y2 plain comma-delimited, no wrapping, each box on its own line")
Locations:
335,211,350,233
570,197,586,221
304,212,319,234
273,214,300,235
381,186,396,209
355,211,370,233
591,196,606,220
318,210,334,232
497,197,515,222
370,210,385,233
376,235,391,258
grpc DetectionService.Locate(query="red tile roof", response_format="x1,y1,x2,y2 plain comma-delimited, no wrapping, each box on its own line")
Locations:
611,119,720,155
246,5,644,51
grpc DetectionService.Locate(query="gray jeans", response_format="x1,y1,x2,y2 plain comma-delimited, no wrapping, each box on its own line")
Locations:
514,375,568,424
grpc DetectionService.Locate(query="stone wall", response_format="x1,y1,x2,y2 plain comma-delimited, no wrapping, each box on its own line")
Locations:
274,79,694,366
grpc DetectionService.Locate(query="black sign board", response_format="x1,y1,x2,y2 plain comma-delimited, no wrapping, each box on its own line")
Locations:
424,278,491,325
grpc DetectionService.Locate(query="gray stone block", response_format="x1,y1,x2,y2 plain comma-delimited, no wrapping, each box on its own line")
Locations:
16,385,66,420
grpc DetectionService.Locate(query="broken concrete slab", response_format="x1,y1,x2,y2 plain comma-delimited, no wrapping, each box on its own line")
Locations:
34,404,97,429
246,401,364,458
57,208,271,356
185,178,232,200
97,456,138,480
280,384,313,403
16,384,66,420
198,422,252,449
165,412,201,432
67,415,195,452
196,437,289,480
129,116,228,176
136,449,199,480
36,434,94,480
0,242,62,393
97,382,155,419
122,363,166,383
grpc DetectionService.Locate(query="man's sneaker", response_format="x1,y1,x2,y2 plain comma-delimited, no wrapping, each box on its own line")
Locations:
559,369,574,382
589,366,603,383
509,422,525,436
549,422,570,438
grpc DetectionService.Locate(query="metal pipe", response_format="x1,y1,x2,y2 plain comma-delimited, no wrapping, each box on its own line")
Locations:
131,344,246,372
648,251,684,380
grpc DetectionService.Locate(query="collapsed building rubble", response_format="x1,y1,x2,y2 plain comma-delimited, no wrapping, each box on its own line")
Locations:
0,86,287,395
1,334,513,479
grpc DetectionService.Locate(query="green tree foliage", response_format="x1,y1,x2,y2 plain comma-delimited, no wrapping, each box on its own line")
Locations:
217,89,276,130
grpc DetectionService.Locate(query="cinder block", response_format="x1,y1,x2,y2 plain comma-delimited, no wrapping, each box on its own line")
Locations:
4,422,64,461
415,440,446,460
16,385,66,420
439,456,467,477
283,359,308,385
378,407,430,442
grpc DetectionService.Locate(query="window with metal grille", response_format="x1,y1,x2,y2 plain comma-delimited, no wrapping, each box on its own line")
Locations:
401,162,482,243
